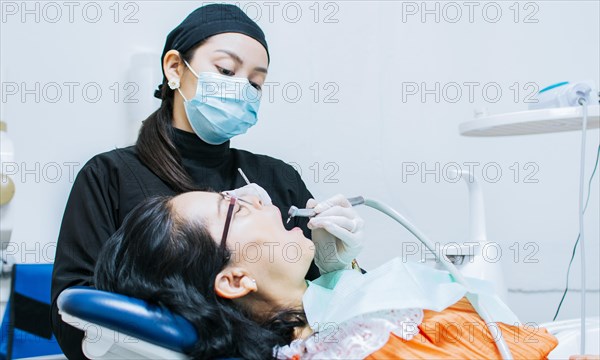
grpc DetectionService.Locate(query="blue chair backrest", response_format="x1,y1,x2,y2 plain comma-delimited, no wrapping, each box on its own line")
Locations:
57,287,198,354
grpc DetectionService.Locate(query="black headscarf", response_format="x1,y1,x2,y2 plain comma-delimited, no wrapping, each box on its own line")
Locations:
154,4,269,99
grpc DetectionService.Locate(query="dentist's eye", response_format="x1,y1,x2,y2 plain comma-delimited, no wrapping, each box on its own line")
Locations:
216,66,234,76
250,82,262,91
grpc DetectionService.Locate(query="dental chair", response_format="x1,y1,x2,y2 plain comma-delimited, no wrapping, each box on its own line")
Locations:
57,287,196,359
542,317,600,360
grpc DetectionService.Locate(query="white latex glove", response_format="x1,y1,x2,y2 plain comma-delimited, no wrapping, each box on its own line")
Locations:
307,194,365,274
224,183,272,206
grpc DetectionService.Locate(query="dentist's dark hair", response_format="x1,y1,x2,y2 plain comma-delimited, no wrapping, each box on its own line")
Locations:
135,43,206,193
94,195,305,360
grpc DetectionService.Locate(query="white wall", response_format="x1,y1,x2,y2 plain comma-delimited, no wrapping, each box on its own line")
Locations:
1,1,598,325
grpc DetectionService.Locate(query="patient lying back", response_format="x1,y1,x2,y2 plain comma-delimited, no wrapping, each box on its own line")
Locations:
94,191,558,359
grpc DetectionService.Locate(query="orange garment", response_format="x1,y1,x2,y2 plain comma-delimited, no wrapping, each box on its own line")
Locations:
366,298,558,359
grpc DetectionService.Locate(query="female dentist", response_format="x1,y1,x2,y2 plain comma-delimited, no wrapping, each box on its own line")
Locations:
50,4,364,359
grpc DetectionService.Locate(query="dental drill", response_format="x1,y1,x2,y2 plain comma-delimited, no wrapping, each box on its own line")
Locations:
287,196,514,360
286,196,365,224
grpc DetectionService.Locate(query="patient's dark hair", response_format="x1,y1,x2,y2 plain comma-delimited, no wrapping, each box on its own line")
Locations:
94,195,305,359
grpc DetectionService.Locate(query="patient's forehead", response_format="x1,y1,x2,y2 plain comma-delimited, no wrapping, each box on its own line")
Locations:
170,191,221,220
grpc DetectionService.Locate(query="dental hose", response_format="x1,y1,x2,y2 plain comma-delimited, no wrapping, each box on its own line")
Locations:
360,197,514,360
289,196,514,360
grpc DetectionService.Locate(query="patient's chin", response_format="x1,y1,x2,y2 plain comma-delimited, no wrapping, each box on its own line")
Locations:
301,238,316,260
282,233,314,264
296,232,314,249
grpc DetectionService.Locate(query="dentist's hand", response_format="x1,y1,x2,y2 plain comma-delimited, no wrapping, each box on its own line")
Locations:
307,194,365,274
224,183,272,206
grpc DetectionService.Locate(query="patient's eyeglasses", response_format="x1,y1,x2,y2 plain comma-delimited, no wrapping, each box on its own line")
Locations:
219,192,253,250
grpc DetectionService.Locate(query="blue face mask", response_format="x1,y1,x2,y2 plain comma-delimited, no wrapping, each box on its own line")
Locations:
178,60,261,145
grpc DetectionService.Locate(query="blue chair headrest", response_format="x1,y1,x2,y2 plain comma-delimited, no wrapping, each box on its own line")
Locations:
57,286,198,354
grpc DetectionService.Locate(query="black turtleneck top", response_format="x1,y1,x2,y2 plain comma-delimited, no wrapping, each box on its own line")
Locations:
50,128,317,360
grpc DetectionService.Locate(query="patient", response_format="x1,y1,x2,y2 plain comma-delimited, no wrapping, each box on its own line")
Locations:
94,191,558,359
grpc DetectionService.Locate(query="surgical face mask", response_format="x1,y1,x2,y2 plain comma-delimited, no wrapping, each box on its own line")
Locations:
178,60,261,145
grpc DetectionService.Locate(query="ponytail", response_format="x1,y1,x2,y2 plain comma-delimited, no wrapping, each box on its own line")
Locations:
136,44,204,193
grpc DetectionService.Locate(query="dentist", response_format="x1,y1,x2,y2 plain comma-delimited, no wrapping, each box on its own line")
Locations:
50,4,363,359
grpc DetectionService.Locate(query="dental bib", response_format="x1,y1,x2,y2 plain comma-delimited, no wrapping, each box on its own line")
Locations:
304,257,518,329
275,258,519,359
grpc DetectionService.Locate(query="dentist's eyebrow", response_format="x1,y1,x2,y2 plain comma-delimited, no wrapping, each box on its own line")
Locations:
215,49,268,74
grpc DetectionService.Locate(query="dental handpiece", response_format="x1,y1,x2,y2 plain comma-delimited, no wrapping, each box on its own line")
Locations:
286,196,365,224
